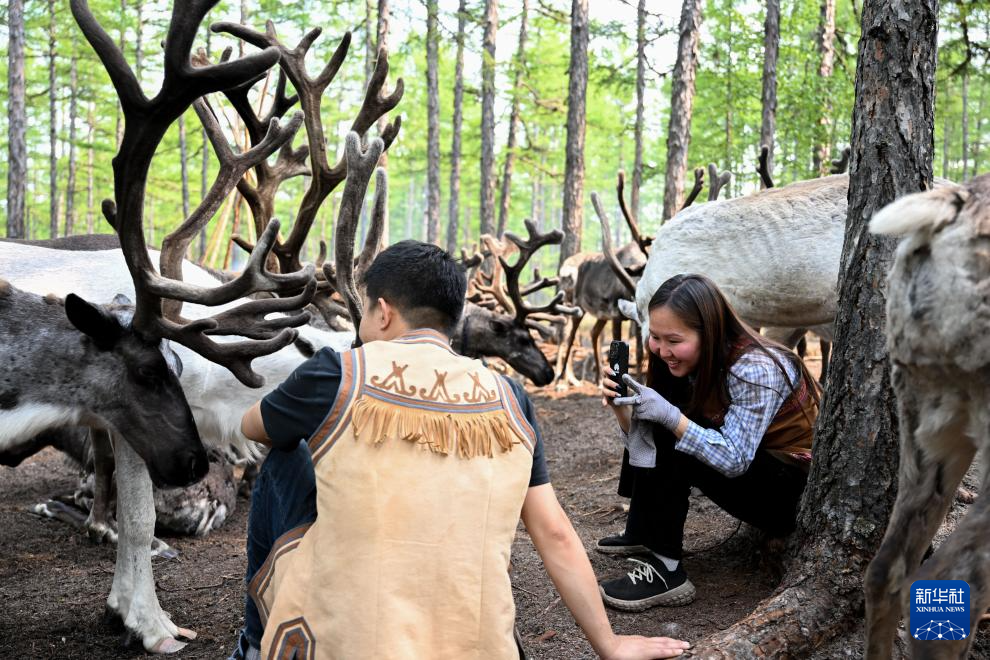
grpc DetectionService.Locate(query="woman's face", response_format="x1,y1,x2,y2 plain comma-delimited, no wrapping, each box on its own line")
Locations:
647,305,701,377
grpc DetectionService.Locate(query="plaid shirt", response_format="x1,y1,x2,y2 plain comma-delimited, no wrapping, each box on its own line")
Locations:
675,348,798,478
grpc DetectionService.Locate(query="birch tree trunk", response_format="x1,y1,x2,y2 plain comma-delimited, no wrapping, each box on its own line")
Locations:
496,0,530,238
559,0,589,265
65,49,79,236
813,0,836,176
199,27,211,260
686,0,937,654
479,0,499,237
6,0,27,238
426,0,441,245
632,0,647,218
446,0,468,254
49,0,59,239
179,117,190,219
115,0,126,149
760,0,780,187
961,68,969,180
661,0,703,220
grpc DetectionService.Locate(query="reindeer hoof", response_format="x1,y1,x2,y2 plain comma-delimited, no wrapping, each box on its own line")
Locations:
150,637,188,654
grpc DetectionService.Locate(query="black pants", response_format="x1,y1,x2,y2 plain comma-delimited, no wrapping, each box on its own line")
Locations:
618,429,808,560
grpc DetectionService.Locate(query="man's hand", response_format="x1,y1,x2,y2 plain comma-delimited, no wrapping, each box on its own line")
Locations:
614,374,682,432
600,634,690,660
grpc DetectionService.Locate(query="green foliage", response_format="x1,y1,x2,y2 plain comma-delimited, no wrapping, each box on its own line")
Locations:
0,0,983,268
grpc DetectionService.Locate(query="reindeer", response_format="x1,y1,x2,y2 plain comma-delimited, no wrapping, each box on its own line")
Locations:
555,166,726,386
0,282,207,488
865,175,990,660
0,0,385,651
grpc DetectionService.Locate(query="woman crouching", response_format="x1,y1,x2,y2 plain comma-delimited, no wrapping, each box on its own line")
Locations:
598,273,820,611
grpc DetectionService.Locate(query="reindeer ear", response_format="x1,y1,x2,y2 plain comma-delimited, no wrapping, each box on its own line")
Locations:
870,186,969,236
65,294,123,351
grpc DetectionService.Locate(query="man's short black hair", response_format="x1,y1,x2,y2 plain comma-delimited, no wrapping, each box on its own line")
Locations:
360,240,467,335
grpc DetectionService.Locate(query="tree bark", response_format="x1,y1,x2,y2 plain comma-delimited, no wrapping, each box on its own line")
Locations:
49,0,59,239
813,0,836,176
179,116,190,220
65,48,79,237
496,0,530,239
942,84,951,178
426,0,442,245
972,77,985,175
86,103,95,234
199,27,211,260
559,0,589,265
632,0,647,218
6,0,27,238
446,0,468,254
685,0,937,655
115,0,126,149
760,0,780,188
480,0,499,238
722,2,734,194
661,0,703,220
961,68,969,180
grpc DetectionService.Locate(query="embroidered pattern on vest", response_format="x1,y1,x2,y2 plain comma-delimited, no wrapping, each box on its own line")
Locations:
419,369,462,403
268,617,315,660
370,361,417,396
250,523,314,627
463,372,498,403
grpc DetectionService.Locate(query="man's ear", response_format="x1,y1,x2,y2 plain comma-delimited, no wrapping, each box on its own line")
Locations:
377,297,393,329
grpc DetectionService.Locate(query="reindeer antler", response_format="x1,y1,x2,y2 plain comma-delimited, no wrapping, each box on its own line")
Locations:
591,193,638,296
616,170,653,255
830,146,851,174
500,221,579,327
680,167,705,211
707,163,732,201
72,0,318,387
213,21,404,273
756,144,774,189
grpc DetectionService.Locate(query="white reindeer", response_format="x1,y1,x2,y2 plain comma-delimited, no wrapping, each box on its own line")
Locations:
864,175,990,659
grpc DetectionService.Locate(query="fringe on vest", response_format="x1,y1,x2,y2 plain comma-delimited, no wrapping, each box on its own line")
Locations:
350,396,520,459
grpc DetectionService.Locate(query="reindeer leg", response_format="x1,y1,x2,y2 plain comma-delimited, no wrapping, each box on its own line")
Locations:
106,440,195,654
910,477,990,659
555,311,584,389
590,317,608,385
85,429,118,545
820,339,832,383
865,379,974,659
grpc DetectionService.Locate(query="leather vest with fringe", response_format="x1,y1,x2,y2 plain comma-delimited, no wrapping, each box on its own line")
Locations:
250,330,536,660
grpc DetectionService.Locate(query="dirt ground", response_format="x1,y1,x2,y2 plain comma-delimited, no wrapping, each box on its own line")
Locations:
1,344,987,658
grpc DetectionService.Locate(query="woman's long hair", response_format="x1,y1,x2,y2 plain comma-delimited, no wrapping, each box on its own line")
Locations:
644,274,820,421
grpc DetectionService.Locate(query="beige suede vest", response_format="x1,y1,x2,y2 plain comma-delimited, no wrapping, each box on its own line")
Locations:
250,330,536,660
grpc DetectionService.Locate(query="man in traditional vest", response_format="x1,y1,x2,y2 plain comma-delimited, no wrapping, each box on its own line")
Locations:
227,241,689,660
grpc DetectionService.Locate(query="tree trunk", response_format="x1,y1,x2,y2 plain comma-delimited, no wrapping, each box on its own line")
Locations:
65,49,79,237
406,179,415,242
375,0,391,246
559,0,589,265
972,77,985,175
116,0,126,149
496,0,529,239
961,68,969,180
661,0,703,220
942,84,951,178
685,0,937,654
446,0,468,254
6,0,26,238
49,0,59,239
813,0,836,176
365,0,375,90
723,1,734,193
86,103,95,234
179,116,190,220
199,27,211,260
479,0,498,238
426,0,442,245
760,0,780,188
632,0,647,218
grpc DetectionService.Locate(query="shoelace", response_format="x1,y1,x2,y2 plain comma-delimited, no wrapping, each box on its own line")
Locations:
625,557,669,588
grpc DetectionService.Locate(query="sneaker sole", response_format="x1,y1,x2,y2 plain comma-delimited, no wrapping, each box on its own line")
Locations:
599,580,696,611
595,543,650,556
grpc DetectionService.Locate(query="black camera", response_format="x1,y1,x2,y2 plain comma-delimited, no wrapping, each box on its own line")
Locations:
607,340,629,397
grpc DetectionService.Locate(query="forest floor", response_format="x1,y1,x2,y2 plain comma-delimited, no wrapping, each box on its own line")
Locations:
1,344,987,658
